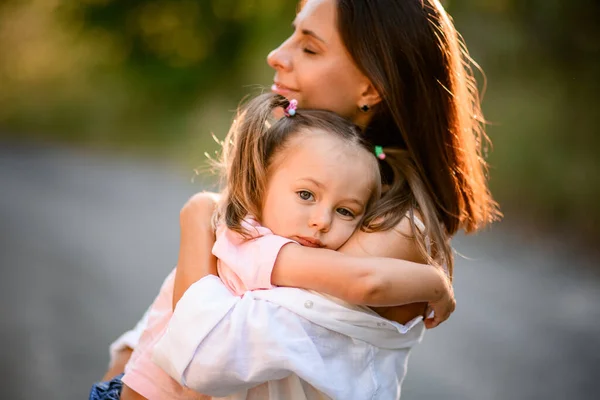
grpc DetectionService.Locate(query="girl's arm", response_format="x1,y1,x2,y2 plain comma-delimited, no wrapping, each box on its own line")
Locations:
172,192,220,309
344,215,448,328
272,216,454,328
272,246,449,306
175,193,454,326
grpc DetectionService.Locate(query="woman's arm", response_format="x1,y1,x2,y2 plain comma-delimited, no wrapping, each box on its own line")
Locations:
101,347,133,381
99,304,152,380
172,192,220,309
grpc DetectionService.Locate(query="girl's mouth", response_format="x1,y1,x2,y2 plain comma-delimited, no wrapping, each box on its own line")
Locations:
294,236,324,248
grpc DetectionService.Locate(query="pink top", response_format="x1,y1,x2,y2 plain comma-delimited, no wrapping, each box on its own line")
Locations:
215,218,295,296
121,220,294,399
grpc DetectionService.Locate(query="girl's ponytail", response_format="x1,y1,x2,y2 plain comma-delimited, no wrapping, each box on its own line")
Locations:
217,93,289,237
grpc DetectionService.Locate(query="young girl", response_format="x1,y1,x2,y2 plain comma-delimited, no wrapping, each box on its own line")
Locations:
90,93,453,399
105,0,499,396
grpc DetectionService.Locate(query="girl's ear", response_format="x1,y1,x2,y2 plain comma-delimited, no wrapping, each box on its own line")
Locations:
357,80,382,109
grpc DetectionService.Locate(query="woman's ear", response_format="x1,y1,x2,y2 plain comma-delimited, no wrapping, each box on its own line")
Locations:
357,80,382,109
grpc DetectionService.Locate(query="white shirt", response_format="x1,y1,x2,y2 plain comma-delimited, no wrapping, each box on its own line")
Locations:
152,275,426,400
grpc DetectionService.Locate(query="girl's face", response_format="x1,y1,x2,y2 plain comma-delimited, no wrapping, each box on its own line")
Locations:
267,0,378,126
261,130,378,250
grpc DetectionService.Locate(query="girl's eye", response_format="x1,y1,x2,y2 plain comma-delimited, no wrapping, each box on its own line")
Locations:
336,208,355,218
297,190,314,201
303,48,317,55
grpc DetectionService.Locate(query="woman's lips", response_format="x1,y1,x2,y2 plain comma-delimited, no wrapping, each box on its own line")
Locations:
271,82,298,96
294,236,323,248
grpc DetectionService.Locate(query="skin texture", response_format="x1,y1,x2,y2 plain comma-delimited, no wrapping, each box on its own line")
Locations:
268,0,381,128
101,347,132,382
172,192,220,311
262,131,378,250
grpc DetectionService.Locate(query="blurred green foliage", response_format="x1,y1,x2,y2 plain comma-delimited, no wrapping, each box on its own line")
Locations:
0,0,295,151
0,0,598,238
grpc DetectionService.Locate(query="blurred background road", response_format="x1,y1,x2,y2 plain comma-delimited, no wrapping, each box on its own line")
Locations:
1,144,599,400
1,0,599,399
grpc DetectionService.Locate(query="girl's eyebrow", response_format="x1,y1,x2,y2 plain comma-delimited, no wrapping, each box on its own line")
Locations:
297,177,325,189
292,22,326,44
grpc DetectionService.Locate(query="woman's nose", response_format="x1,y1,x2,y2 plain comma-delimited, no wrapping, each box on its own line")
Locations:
267,40,292,72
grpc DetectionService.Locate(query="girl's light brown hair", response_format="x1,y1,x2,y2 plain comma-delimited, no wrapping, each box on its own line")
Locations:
299,0,501,275
216,92,381,237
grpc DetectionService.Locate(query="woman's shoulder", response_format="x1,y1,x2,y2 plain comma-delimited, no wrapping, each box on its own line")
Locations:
342,210,427,264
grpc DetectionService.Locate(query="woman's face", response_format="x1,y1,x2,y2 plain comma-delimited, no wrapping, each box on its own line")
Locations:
267,0,373,124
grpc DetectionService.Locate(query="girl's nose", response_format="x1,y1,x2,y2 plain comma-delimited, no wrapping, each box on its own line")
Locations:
267,40,293,72
309,208,332,233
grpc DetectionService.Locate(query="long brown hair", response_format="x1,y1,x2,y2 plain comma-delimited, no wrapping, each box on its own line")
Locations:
217,93,381,237
319,0,501,275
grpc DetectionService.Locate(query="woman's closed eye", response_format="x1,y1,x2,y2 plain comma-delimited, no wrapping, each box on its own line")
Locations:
303,47,317,55
297,190,315,201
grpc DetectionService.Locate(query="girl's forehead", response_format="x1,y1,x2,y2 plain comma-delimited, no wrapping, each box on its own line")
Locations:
273,130,377,198
280,130,361,165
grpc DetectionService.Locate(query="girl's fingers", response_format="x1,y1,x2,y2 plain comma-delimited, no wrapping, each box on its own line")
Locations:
424,301,454,329
424,318,437,329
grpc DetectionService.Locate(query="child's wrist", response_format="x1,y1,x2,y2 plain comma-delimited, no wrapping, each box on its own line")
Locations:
427,265,450,302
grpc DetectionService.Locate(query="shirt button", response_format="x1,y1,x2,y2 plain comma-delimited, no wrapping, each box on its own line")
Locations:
304,300,314,309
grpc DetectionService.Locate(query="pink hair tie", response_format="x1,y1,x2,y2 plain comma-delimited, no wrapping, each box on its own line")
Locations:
284,99,298,117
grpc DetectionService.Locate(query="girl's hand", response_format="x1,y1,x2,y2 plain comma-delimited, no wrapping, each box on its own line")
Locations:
373,269,454,329
423,271,455,329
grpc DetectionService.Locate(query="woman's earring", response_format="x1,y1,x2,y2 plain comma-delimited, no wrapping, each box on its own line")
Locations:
360,104,370,112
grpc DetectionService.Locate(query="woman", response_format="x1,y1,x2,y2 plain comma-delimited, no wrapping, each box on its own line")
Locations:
105,0,498,397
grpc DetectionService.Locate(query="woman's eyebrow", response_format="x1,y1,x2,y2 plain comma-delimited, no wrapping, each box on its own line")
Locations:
291,22,326,44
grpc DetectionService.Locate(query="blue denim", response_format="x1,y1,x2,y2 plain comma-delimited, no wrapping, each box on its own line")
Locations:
89,373,124,400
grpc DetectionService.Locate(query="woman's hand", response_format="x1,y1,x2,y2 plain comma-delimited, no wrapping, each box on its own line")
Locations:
172,192,220,309
100,347,133,381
